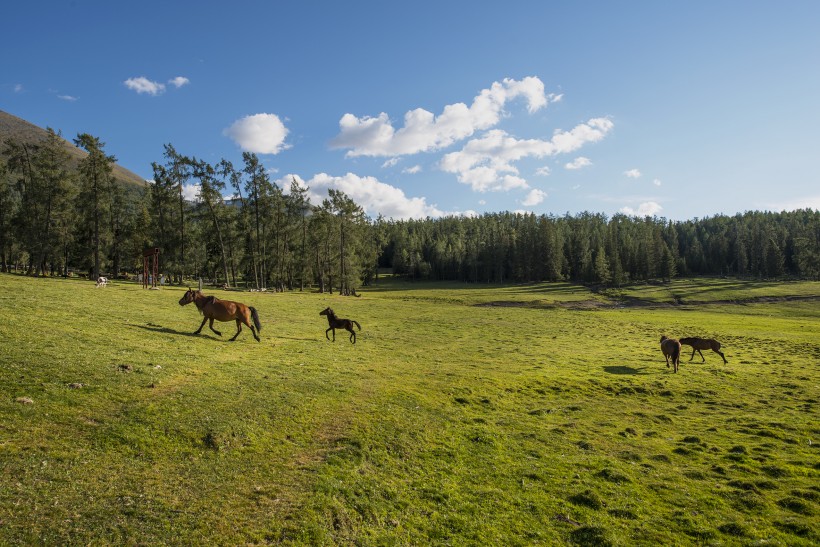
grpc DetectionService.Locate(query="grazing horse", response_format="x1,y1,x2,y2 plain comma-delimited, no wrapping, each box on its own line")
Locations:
679,337,728,364
95,276,108,288
660,335,681,373
178,289,261,342
320,307,361,344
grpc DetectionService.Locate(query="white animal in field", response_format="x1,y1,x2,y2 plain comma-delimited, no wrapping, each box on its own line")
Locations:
96,276,108,288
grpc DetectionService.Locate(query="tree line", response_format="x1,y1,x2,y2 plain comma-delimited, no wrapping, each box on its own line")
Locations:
0,133,379,293
2,131,819,290
381,209,820,283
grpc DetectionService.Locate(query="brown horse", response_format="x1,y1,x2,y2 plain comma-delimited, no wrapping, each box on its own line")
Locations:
320,307,361,344
660,335,681,373
178,289,261,342
679,337,727,364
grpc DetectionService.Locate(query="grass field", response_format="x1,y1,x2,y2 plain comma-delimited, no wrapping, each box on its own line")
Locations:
1,274,818,545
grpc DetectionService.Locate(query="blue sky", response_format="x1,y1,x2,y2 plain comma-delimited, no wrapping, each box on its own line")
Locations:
3,1,819,220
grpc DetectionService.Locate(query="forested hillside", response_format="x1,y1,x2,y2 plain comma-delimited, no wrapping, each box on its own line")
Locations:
381,209,820,284
0,110,146,189
2,126,819,288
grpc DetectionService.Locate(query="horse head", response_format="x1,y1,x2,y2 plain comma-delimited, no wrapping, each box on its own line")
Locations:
178,288,196,306
319,307,332,317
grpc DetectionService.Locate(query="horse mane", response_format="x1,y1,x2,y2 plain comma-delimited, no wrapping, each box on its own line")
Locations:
190,291,216,314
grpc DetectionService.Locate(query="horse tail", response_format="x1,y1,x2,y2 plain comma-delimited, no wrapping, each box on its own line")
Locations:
352,320,361,331
250,306,262,332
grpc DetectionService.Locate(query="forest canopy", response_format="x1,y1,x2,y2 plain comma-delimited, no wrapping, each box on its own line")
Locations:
2,133,819,290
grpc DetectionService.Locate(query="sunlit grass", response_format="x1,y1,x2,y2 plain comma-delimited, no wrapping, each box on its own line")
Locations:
1,274,818,544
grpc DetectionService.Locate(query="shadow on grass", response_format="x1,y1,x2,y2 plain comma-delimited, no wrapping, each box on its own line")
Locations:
276,335,324,342
132,324,202,337
603,365,649,375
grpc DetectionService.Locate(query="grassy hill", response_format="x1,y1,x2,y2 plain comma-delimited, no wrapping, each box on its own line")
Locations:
0,109,147,189
1,274,818,544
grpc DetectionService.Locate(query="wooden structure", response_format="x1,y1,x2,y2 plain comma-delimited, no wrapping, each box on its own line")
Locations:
143,248,159,289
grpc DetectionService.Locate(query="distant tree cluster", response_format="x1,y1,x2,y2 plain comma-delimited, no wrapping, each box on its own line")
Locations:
0,129,144,279
2,132,819,288
0,135,380,293
380,209,820,283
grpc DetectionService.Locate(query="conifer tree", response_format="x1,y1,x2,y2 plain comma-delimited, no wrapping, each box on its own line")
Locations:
74,133,115,279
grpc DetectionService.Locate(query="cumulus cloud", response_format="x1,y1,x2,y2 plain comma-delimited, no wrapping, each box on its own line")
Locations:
535,166,551,176
620,201,663,217
441,118,613,192
58,94,78,101
522,188,547,206
381,158,400,168
280,172,465,220
331,76,560,157
624,168,641,178
124,76,166,95
223,113,290,155
182,183,200,201
652,178,662,186
565,157,592,170
402,165,422,174
169,76,190,88
14,84,23,93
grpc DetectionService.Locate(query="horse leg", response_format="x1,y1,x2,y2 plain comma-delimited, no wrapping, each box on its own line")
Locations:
209,318,222,337
243,315,260,342
230,319,242,341
697,349,705,362
325,327,332,341
689,347,696,361
716,350,727,364
348,327,356,344
194,316,207,335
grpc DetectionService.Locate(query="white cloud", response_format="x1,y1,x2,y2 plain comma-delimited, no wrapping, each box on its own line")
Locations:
124,76,166,96
565,157,592,170
441,118,612,191
280,172,464,220
620,201,663,217
652,178,662,186
478,200,486,205
14,84,23,93
402,165,422,174
169,76,190,88
381,158,400,168
522,188,547,206
535,166,551,176
182,183,200,201
223,113,290,155
58,94,78,101
331,76,560,157
764,195,820,212
624,168,641,178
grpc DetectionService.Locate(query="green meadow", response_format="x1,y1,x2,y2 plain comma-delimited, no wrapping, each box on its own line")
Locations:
1,274,818,545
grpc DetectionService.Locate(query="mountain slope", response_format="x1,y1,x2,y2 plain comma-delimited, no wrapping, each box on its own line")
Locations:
0,109,147,188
